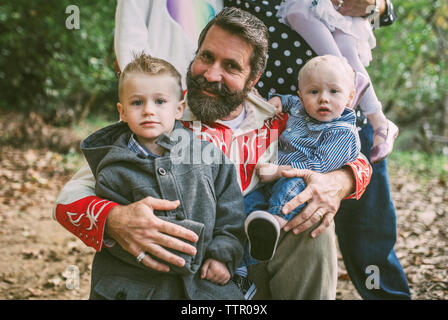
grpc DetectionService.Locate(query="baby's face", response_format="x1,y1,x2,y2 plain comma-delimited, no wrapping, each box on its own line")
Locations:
117,73,184,146
298,63,355,122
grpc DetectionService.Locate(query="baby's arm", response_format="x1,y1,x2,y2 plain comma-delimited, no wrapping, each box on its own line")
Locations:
268,94,302,115
201,258,231,285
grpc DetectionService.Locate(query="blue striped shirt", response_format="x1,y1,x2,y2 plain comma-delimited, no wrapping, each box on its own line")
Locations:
276,94,360,173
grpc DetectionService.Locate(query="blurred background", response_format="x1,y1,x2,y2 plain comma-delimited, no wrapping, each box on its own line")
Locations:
1,0,447,154
0,0,446,300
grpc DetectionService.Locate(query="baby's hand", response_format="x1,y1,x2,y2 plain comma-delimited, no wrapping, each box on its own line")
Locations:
267,96,283,115
256,163,282,183
200,258,231,285
256,163,293,183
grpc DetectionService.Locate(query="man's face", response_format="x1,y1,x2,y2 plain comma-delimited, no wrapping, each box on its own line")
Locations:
186,25,257,123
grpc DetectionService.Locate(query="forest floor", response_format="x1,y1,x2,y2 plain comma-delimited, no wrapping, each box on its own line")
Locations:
0,114,447,300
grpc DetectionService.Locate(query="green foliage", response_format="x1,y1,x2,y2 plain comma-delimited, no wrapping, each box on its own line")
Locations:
0,0,117,123
388,151,448,183
370,0,448,152
0,0,447,153
72,114,115,140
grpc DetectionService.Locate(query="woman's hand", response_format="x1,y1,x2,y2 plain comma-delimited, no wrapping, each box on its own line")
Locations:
332,0,386,17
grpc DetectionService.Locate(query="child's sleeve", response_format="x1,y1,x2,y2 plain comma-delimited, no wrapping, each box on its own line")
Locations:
205,154,246,275
269,93,302,114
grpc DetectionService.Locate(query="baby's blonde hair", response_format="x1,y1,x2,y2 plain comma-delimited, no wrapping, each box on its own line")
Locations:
118,52,183,101
298,55,356,91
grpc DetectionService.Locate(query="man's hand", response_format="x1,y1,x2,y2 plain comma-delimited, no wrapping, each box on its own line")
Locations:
105,196,199,272
280,167,354,238
331,0,386,17
200,258,231,285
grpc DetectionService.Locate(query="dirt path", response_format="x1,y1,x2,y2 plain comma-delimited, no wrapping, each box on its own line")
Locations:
0,146,446,300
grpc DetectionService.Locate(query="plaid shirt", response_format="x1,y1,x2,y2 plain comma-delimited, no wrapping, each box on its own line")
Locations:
127,133,159,159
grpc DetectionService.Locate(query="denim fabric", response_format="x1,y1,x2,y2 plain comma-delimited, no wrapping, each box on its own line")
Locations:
244,177,307,221
336,123,411,299
242,177,307,266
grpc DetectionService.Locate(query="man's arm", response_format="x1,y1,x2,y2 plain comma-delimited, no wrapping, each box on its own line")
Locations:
53,164,116,251
54,163,199,272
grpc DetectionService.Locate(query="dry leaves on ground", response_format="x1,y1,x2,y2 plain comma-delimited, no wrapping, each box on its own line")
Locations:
0,145,446,299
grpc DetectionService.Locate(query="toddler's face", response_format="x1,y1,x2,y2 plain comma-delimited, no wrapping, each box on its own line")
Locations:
298,64,355,122
117,73,184,146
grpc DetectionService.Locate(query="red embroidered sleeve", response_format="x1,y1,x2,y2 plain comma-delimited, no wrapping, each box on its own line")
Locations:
344,155,372,200
55,196,119,251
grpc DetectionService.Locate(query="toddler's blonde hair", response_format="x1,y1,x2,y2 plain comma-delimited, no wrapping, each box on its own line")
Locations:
118,52,183,101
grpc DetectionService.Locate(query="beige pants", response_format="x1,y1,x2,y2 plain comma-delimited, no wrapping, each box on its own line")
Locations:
248,223,338,300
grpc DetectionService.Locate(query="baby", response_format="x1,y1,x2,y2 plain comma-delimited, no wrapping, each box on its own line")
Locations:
244,55,360,261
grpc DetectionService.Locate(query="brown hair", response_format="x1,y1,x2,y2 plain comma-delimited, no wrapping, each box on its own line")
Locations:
118,53,183,101
197,7,269,80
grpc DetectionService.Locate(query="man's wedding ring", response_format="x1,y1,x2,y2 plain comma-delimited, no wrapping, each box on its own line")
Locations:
336,0,344,10
136,252,146,263
315,210,324,219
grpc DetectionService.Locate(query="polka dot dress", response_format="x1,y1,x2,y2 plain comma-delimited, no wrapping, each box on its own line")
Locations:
224,0,317,97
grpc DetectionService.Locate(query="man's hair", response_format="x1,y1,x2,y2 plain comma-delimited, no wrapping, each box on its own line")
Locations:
197,7,269,80
298,55,356,91
118,53,183,101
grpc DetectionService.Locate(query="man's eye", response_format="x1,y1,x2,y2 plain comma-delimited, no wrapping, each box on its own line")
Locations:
226,63,237,70
201,52,213,62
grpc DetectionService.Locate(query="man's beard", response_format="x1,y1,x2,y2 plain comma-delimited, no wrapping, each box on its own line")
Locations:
186,68,251,124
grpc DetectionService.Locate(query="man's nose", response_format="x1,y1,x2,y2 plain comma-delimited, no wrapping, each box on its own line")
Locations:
203,63,223,83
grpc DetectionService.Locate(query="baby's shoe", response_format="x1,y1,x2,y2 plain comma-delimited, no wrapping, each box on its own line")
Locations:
244,211,280,261
370,120,399,164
